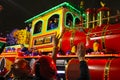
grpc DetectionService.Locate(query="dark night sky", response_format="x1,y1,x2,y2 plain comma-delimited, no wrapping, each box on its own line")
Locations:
0,0,120,36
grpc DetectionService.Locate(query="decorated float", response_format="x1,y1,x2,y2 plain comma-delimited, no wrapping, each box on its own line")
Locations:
0,1,120,80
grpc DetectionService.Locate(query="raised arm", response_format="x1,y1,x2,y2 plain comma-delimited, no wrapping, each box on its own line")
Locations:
76,43,90,80
52,35,61,63
76,42,86,61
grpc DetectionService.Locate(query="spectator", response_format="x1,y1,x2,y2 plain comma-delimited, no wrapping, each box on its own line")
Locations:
32,35,61,80
76,43,90,80
33,56,57,80
4,58,33,80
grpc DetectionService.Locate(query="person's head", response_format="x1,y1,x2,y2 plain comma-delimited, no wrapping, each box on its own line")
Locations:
54,18,58,23
33,56,57,80
49,20,53,24
12,58,31,77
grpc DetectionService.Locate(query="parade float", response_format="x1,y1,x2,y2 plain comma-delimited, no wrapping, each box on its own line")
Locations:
0,1,120,80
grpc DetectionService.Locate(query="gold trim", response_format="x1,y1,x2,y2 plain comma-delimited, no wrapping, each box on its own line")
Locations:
70,30,75,47
101,24,109,51
104,58,112,80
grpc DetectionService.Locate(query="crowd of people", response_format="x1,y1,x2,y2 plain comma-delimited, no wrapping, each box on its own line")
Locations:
0,35,90,80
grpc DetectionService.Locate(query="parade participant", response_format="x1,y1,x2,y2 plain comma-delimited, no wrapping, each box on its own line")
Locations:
93,40,100,53
20,44,30,56
20,44,28,52
31,48,39,56
76,43,90,80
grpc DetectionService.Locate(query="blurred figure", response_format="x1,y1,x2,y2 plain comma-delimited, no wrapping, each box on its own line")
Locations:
93,40,100,53
32,48,39,56
20,44,28,53
53,18,58,28
33,56,57,80
0,58,8,79
76,43,90,80
0,5,3,12
20,44,30,56
4,59,33,80
33,35,61,80
67,20,72,27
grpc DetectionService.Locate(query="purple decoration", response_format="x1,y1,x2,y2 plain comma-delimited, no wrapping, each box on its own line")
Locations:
6,29,18,46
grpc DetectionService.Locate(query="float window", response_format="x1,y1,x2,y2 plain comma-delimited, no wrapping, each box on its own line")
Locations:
75,18,80,27
33,21,42,34
47,14,59,30
66,13,73,27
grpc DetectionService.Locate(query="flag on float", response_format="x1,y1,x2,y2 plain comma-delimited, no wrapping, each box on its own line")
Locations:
0,37,6,53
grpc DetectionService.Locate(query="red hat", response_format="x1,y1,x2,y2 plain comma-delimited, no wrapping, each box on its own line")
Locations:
34,56,57,79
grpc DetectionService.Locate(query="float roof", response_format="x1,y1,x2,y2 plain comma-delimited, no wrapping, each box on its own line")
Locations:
25,2,81,23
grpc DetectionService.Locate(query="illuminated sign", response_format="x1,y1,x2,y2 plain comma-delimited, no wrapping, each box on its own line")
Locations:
44,36,52,43
34,36,53,45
